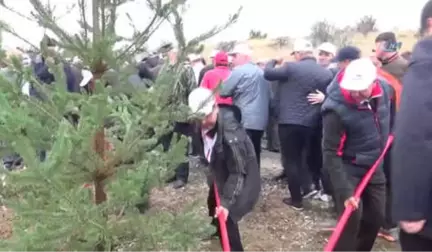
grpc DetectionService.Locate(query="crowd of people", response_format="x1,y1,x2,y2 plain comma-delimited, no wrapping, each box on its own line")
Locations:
2,1,432,251
176,1,432,250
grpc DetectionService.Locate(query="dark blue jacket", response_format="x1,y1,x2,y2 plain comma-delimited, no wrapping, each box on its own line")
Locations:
392,37,432,237
264,57,333,127
31,57,79,98
322,75,391,168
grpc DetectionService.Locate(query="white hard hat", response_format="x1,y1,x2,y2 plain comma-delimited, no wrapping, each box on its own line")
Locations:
79,69,93,87
291,39,314,55
318,42,337,55
340,58,377,91
230,44,252,56
188,87,216,116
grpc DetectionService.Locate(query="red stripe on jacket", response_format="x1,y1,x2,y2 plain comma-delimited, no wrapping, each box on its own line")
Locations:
337,132,347,156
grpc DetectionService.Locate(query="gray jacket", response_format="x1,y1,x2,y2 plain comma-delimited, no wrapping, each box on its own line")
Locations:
264,58,333,127
220,62,270,131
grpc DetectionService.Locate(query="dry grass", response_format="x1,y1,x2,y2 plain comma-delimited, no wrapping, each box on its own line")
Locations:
202,31,418,61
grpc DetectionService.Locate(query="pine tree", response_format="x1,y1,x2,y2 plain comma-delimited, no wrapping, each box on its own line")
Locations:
0,0,240,250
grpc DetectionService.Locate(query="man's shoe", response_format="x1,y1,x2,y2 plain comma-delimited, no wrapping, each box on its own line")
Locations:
313,190,332,202
165,176,176,184
282,198,304,211
272,173,286,182
319,193,331,202
172,179,186,189
302,189,318,199
267,148,280,153
378,227,399,242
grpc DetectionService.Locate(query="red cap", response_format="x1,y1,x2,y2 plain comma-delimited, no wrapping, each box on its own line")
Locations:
214,51,228,66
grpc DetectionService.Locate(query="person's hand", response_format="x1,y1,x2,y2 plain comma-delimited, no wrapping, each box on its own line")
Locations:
400,220,426,234
307,90,325,104
276,57,284,65
215,206,229,222
344,197,360,210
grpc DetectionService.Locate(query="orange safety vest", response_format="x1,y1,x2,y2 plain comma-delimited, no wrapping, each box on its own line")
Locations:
377,68,403,111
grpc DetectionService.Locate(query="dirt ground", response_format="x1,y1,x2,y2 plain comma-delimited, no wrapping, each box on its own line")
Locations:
151,150,401,251
0,150,401,251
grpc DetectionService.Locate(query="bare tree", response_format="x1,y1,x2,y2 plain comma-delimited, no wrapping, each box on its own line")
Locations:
333,26,355,47
355,15,378,37
249,29,267,40
309,20,338,46
269,36,291,49
216,40,237,52
309,20,354,48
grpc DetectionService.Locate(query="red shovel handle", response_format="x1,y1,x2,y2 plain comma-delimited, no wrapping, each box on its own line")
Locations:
324,135,394,251
214,182,231,252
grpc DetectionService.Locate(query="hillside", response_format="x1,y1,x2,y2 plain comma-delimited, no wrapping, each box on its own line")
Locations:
203,31,418,61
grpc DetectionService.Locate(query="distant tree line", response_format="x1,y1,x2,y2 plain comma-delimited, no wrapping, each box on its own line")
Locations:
216,15,379,51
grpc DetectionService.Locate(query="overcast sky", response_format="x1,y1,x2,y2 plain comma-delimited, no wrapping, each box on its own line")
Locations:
0,0,428,50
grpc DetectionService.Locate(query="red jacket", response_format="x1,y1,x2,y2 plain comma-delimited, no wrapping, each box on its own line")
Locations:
200,66,233,105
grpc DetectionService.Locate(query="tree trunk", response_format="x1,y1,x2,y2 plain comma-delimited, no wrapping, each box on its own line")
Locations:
93,128,107,204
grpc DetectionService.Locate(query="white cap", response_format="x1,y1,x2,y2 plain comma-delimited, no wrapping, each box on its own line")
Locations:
317,42,337,55
210,50,219,58
79,69,93,87
340,58,377,91
292,39,313,54
72,56,82,64
230,43,252,56
21,53,32,66
188,53,201,62
188,87,216,116
134,52,147,62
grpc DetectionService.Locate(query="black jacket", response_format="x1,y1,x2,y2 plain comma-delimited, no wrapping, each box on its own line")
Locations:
392,37,432,237
322,74,393,201
264,58,333,127
198,64,214,84
196,105,261,222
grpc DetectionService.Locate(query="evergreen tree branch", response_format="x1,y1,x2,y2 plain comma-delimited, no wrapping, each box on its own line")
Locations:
116,0,176,61
168,5,242,56
0,2,37,23
0,21,40,50
78,0,90,48
28,0,84,53
187,6,242,46
0,0,233,249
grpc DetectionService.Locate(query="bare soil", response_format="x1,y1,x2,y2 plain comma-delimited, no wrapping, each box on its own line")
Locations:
151,150,401,251
0,150,401,251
